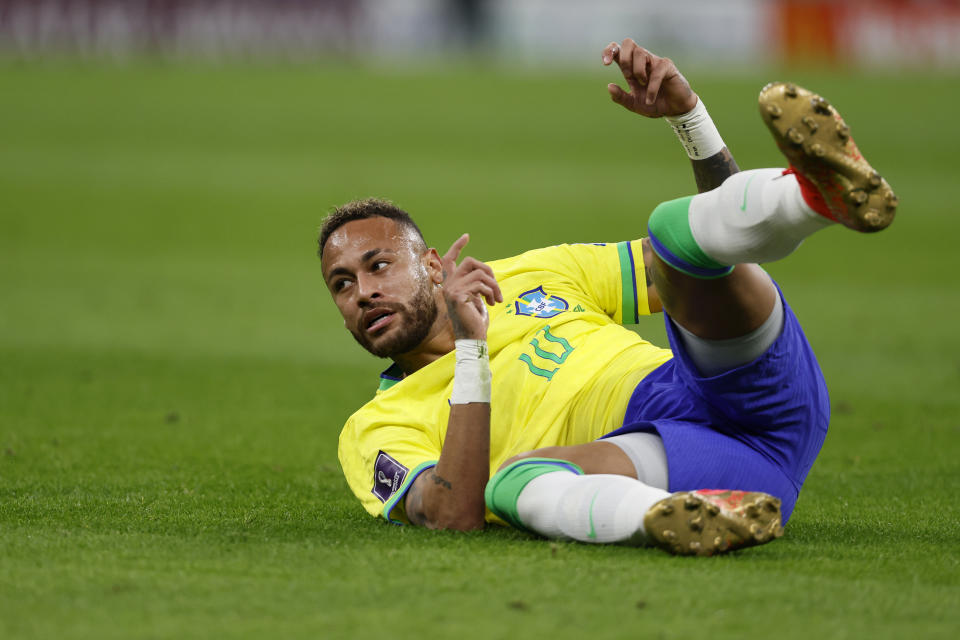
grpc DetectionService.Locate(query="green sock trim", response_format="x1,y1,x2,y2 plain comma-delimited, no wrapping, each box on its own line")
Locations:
485,458,584,531
647,196,734,279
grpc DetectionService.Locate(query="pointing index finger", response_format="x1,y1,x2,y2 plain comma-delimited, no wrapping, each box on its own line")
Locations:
443,233,470,264
602,41,620,65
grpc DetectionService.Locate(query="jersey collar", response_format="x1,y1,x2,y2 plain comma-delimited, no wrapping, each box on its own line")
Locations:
378,362,405,391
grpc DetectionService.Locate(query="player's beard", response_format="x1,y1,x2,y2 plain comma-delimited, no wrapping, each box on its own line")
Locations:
350,278,439,359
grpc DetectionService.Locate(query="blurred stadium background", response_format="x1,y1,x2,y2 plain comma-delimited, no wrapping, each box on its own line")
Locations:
3,0,960,68
2,2,959,639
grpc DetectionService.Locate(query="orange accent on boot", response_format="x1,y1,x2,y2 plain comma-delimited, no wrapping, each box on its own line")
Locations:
782,167,839,222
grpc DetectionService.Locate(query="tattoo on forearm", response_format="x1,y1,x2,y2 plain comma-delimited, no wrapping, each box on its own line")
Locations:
430,470,453,490
691,148,740,193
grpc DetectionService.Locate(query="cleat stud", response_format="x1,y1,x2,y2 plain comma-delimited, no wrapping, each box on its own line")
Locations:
712,536,722,550
864,209,882,226
849,190,868,205
689,516,703,532
689,541,701,552
684,496,701,510
766,103,783,118
705,503,720,516
809,143,825,157
784,84,798,98
811,96,832,114
801,115,819,133
663,530,677,542
745,505,760,518
885,192,899,209
869,172,882,189
766,501,779,512
659,503,674,516
787,128,804,145
836,123,850,140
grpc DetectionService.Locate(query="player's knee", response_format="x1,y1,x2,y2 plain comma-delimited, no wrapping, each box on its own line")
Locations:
500,441,639,477
498,447,568,472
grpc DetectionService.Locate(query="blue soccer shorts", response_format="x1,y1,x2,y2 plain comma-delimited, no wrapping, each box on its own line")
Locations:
602,284,830,523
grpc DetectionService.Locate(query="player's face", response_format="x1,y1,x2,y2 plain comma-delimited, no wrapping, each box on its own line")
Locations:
322,218,439,359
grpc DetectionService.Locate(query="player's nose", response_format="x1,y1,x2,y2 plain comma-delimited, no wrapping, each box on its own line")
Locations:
355,272,382,305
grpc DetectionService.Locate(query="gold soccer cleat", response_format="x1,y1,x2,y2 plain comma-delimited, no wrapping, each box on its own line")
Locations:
643,489,784,557
759,82,898,232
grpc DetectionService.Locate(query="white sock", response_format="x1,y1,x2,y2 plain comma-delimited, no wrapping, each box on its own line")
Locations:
515,471,670,545
689,168,834,266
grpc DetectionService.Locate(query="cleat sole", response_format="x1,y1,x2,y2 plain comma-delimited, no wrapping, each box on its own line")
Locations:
644,490,784,557
758,81,897,232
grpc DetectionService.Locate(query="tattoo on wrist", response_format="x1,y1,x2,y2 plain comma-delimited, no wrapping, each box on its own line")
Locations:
431,470,453,490
446,300,469,339
691,148,740,193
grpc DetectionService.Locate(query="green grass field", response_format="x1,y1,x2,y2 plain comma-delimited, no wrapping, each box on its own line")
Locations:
1,59,959,639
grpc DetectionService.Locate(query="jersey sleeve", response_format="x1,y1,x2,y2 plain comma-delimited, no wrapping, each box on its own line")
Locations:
491,240,651,324
337,402,443,525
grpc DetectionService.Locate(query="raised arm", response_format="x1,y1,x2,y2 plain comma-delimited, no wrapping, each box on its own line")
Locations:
405,234,502,530
602,38,740,193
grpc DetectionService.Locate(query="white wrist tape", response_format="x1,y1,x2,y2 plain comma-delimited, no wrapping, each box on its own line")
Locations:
664,98,726,160
450,339,492,405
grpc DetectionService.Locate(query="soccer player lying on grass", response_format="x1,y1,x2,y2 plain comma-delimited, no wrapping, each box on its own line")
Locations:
320,39,898,556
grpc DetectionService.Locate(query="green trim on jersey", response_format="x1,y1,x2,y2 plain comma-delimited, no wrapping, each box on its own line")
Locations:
383,460,438,524
616,241,640,324
378,377,399,392
485,457,584,531
378,363,405,392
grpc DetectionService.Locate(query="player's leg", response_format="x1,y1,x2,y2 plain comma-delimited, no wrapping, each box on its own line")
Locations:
482,83,892,555
484,440,664,543
645,82,897,350
485,437,783,556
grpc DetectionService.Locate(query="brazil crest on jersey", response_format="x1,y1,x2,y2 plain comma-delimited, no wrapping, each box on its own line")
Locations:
337,240,673,524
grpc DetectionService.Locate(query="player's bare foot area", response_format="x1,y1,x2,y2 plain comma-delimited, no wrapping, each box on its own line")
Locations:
759,82,898,232
643,489,784,556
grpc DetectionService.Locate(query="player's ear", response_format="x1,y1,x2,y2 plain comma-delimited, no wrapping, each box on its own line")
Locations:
423,248,444,285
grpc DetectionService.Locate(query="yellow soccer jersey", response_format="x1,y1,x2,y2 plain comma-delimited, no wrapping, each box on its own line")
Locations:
338,240,673,524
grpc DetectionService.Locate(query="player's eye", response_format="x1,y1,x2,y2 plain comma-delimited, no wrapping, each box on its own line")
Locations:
372,260,389,271
332,278,352,292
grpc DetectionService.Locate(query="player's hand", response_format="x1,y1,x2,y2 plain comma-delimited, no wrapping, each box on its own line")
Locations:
602,39,698,118
440,234,503,340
